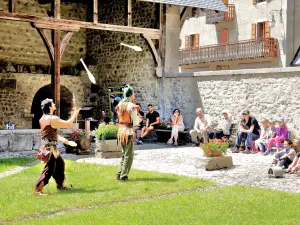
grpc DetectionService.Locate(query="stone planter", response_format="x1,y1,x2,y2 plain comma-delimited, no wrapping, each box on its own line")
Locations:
95,139,122,158
204,156,233,171
65,138,91,155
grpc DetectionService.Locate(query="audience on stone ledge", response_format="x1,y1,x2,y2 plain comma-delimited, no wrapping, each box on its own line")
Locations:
189,108,212,146
254,119,273,153
136,104,160,145
232,110,260,154
272,138,296,168
264,117,289,155
208,110,232,140
167,109,185,146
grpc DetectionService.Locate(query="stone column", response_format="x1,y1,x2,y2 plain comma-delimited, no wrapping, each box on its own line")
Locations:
164,5,181,73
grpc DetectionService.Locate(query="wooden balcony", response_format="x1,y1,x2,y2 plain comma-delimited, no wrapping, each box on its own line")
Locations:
206,5,235,24
180,39,278,65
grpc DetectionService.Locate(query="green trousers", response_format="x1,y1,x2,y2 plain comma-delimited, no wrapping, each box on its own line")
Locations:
117,136,134,179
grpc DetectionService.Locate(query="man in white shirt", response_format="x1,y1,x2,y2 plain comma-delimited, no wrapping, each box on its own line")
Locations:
189,108,212,145
209,110,232,139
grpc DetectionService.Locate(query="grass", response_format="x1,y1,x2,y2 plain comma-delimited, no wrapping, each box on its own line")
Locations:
0,160,214,223
0,157,36,173
13,186,300,225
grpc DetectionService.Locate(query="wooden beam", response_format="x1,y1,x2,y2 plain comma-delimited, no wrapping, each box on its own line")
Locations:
9,0,16,13
60,31,73,59
180,7,191,29
93,0,98,23
159,3,163,62
0,12,162,38
36,28,54,62
143,34,162,77
33,22,80,31
124,0,132,26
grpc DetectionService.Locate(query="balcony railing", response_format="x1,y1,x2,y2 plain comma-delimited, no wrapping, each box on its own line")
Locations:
206,4,235,24
180,39,278,65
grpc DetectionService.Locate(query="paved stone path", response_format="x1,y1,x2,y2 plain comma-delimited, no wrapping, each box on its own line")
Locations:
73,144,300,193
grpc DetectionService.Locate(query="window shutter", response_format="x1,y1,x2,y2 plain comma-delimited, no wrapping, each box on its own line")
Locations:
251,23,256,40
220,29,228,44
194,34,200,48
252,0,257,4
265,21,270,39
185,36,189,49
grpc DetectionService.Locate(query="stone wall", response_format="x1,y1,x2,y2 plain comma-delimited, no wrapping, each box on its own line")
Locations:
0,73,86,129
0,0,87,66
86,0,160,112
164,68,300,136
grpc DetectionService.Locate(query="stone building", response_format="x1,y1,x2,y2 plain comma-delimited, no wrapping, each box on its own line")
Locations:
0,0,227,129
180,0,300,71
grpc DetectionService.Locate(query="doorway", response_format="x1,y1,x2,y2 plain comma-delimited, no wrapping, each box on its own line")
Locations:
31,84,73,129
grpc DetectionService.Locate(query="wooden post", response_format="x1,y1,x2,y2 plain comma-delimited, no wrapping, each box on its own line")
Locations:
53,0,61,116
53,30,61,117
124,0,132,26
93,0,98,23
9,0,16,13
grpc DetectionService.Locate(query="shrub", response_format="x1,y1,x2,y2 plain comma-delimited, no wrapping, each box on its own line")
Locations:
94,123,118,140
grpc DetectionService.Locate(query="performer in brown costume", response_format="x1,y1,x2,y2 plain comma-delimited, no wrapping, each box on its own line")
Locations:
115,84,139,181
35,98,80,196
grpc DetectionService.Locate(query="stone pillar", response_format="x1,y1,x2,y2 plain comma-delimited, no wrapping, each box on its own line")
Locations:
164,5,180,73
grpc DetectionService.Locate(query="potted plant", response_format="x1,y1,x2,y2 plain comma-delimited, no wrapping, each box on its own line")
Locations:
64,129,91,154
201,139,229,157
94,122,121,158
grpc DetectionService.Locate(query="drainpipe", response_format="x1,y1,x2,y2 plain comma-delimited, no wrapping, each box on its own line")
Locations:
293,0,296,57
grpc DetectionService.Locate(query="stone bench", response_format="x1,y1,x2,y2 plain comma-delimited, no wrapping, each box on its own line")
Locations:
152,129,188,145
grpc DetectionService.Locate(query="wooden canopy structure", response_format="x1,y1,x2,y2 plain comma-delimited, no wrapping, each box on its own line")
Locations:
0,0,226,116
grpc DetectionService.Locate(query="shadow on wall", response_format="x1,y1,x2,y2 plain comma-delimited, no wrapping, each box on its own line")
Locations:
30,84,73,129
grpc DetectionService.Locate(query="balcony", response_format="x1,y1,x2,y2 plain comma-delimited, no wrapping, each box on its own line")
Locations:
180,39,278,65
206,4,235,24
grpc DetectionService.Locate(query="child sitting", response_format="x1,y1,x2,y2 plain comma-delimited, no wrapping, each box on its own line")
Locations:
273,139,296,169
287,152,300,174
264,117,288,155
254,119,273,153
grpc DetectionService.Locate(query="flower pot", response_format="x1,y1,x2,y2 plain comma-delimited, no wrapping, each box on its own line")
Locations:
203,149,223,157
95,139,122,158
64,138,91,155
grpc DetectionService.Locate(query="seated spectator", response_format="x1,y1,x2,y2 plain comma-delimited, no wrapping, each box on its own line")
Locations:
287,152,300,173
273,139,296,168
137,104,160,144
232,110,260,154
134,103,144,143
264,117,288,155
167,109,185,146
208,110,231,140
189,108,212,145
99,110,110,124
254,119,273,153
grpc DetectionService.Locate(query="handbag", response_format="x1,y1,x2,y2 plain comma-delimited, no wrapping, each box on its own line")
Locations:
36,146,51,162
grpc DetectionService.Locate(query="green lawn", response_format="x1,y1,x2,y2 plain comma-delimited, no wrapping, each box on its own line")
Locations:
13,186,300,225
0,157,36,173
0,160,214,223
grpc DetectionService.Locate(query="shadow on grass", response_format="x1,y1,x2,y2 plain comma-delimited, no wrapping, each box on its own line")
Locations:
56,187,119,195
132,177,177,182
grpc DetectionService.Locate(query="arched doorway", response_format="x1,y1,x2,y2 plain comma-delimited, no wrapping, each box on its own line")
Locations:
31,84,73,129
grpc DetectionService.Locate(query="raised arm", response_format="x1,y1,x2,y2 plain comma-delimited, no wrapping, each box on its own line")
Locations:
51,108,80,129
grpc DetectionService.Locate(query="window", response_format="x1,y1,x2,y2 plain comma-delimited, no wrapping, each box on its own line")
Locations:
251,22,270,40
185,34,199,49
190,7,200,18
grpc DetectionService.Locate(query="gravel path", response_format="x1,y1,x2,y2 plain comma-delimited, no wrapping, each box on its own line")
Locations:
0,160,40,179
74,145,300,193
